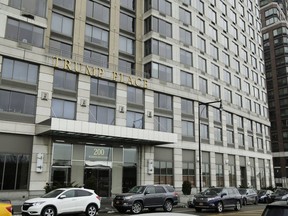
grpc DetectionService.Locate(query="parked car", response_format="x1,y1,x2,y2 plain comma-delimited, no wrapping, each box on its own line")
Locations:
261,200,288,216
267,188,288,203
193,187,242,213
258,189,274,203
187,195,195,208
237,188,258,205
113,185,178,214
21,187,101,216
0,200,13,216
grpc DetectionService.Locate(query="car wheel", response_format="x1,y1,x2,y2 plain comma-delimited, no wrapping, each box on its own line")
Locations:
131,201,143,214
216,202,223,213
86,204,97,216
163,200,173,212
41,206,56,216
243,198,247,206
195,207,202,212
234,200,241,211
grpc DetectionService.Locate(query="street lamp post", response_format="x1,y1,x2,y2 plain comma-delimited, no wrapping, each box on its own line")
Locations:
198,99,222,192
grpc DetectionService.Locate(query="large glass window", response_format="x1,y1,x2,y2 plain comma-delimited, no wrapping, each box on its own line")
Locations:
154,116,172,132
84,49,108,68
119,36,134,55
0,90,36,115
0,154,30,190
89,105,115,125
53,0,74,11
228,155,236,186
144,16,171,37
118,59,135,75
120,0,135,10
127,86,144,105
51,12,73,37
182,121,194,137
216,153,224,187
86,1,110,24
145,0,172,16
2,58,38,84
179,7,191,25
181,99,193,115
183,150,195,187
144,62,172,82
53,69,77,91
181,71,193,88
180,49,193,66
49,39,72,58
85,25,109,48
51,98,76,120
202,152,210,187
127,111,144,129
120,13,135,33
9,0,47,17
154,92,172,110
144,39,172,59
180,28,192,45
154,161,173,185
6,18,44,47
91,78,116,99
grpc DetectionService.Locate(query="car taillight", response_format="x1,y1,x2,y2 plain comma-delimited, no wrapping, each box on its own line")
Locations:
174,192,179,197
6,206,12,213
96,195,101,201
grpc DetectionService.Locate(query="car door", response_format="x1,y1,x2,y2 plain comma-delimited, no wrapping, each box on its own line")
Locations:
221,189,231,207
143,186,156,207
155,186,166,206
58,189,78,213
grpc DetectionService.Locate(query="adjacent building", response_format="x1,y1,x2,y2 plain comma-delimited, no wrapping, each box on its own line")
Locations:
0,0,274,201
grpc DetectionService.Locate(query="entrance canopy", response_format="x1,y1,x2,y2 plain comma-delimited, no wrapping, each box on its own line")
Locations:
36,118,177,146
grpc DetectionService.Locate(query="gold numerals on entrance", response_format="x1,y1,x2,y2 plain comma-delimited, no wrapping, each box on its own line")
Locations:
93,148,105,156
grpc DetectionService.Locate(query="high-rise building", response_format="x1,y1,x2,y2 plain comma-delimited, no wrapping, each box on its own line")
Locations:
260,0,288,187
0,0,273,200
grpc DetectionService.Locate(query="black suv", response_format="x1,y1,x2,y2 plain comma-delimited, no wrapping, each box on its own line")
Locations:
113,185,178,214
262,201,288,216
194,187,242,213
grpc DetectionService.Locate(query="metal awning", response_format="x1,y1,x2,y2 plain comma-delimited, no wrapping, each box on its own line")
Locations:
35,118,177,146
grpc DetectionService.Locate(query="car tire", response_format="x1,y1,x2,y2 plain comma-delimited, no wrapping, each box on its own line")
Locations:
234,200,241,211
195,207,201,212
243,198,247,206
163,200,173,212
41,206,56,216
131,201,143,214
86,204,98,216
216,202,223,213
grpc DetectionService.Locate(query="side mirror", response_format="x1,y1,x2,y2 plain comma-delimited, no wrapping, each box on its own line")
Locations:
221,193,227,197
59,195,66,199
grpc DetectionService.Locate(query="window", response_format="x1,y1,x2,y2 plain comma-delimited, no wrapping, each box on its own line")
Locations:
118,59,135,75
213,107,221,122
248,135,254,148
2,58,38,84
210,44,219,60
180,28,192,45
227,130,234,145
6,18,44,48
0,90,36,115
215,127,222,142
144,16,172,37
208,25,217,41
52,99,75,120
120,13,135,33
53,70,77,91
154,116,172,132
179,7,191,25
222,51,230,66
202,152,210,187
238,133,245,147
235,94,242,107
127,86,144,105
215,154,224,187
234,76,241,89
212,83,220,98
228,155,236,186
182,121,194,137
51,13,73,37
226,112,233,125
154,92,172,110
91,78,116,99
198,56,206,72
181,71,193,88
89,105,115,125
199,77,207,94
181,99,193,115
211,63,219,79
144,39,172,59
145,0,172,16
119,36,134,55
196,17,205,33
53,0,74,11
86,1,110,24
223,70,231,84
154,160,173,185
144,62,172,82
84,49,108,68
183,150,195,187
0,153,30,190
200,123,209,139
85,24,109,48
196,0,204,14
197,36,206,52
9,0,47,17
180,49,193,66
121,0,135,10
127,111,144,128
49,39,72,58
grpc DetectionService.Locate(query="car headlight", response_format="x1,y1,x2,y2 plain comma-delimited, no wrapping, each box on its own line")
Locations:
32,201,46,206
124,196,132,200
207,197,216,202
281,195,288,200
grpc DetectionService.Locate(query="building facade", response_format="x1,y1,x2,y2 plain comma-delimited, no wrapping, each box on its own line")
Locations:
0,0,274,200
260,0,288,187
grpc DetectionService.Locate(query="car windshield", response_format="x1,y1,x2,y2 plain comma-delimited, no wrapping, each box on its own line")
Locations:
41,189,65,198
275,189,288,196
238,189,247,195
202,188,222,196
263,207,288,216
258,190,266,196
128,186,146,194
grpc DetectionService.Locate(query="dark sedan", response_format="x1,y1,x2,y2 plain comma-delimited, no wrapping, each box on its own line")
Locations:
193,187,242,213
258,189,273,203
267,188,288,203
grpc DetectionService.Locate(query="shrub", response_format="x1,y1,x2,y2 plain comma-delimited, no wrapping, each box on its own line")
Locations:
182,180,192,195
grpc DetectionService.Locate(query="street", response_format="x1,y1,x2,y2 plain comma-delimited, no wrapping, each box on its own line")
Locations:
93,204,265,216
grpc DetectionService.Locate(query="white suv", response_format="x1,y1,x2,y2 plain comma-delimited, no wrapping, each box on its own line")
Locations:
21,188,101,216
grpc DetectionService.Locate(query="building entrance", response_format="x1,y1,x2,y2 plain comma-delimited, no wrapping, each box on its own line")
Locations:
84,167,111,197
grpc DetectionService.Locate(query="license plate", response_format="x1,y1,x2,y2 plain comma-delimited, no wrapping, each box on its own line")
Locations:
116,201,120,204
199,203,203,205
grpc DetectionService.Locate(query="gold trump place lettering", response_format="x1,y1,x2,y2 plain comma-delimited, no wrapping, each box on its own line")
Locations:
52,56,148,88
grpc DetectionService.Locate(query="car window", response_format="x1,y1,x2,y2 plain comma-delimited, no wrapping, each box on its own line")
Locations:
63,190,76,198
155,186,166,193
233,188,239,194
76,189,92,197
203,188,222,195
42,189,65,198
146,186,156,194
165,185,175,192
227,188,234,195
129,186,146,194
238,188,246,195
263,207,288,216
